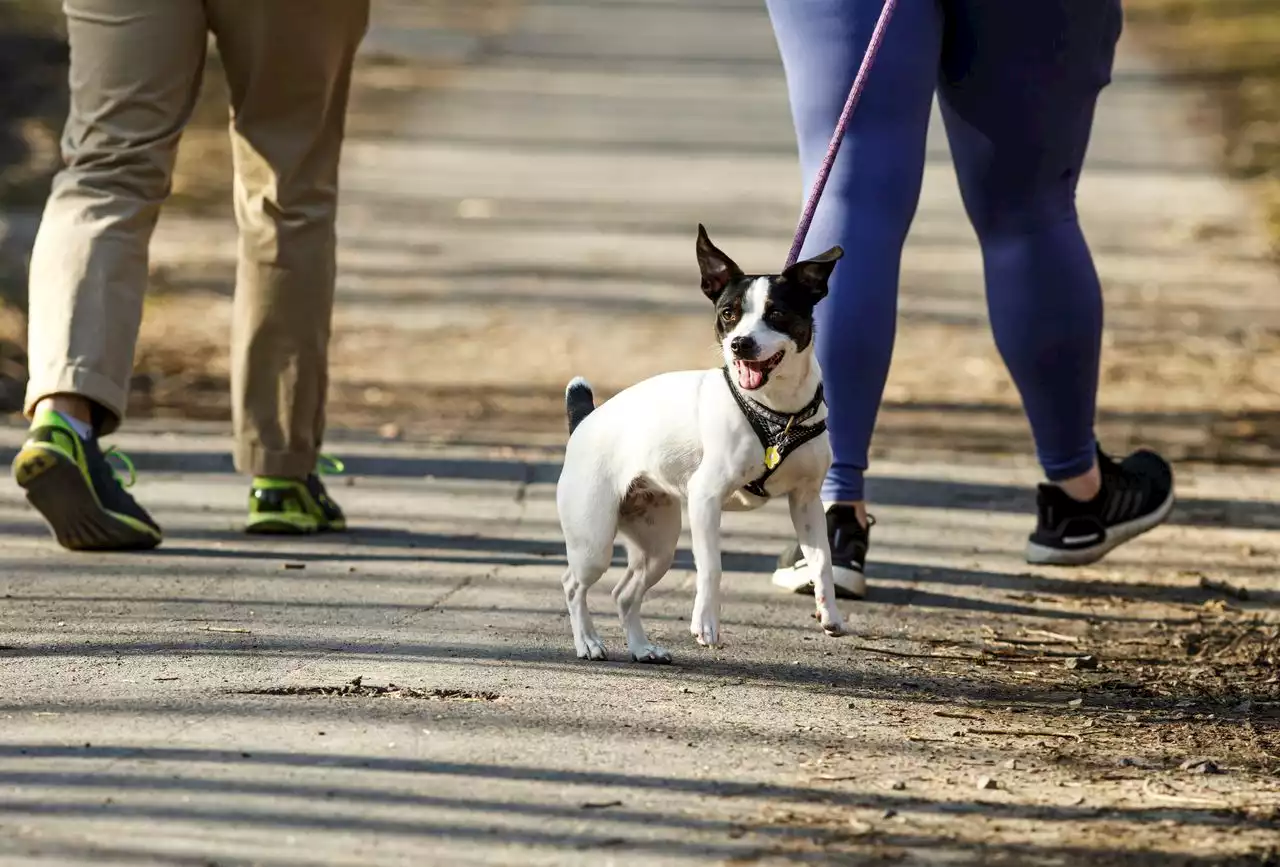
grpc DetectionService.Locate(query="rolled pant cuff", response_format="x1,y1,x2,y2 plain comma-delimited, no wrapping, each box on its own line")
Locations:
24,364,128,435
236,443,318,479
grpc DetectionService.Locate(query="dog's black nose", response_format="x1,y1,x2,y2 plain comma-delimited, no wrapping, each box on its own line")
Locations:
730,335,757,358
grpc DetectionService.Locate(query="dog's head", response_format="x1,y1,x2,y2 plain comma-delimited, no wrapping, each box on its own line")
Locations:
696,224,842,392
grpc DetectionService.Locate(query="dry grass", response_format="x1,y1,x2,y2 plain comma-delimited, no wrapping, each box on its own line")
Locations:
1127,0,1280,253
0,5,235,317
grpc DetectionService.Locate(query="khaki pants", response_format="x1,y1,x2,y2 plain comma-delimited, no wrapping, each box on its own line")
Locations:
25,0,370,478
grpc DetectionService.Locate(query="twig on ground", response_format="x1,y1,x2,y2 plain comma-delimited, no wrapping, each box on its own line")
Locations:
966,728,1083,742
852,645,979,661
933,711,983,721
1024,629,1081,644
983,652,1079,664
199,626,251,634
989,637,1078,649
1142,777,1231,809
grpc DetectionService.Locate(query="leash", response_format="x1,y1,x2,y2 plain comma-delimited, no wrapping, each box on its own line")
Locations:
723,1,898,495
784,0,899,269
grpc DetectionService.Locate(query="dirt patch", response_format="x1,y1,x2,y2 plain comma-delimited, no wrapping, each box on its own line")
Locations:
2,286,1253,461
234,677,501,702
736,613,1280,865
111,369,1280,467
1126,0,1280,255
0,2,66,211
0,2,65,317
744,810,1279,866
0,9,434,313
0,336,26,414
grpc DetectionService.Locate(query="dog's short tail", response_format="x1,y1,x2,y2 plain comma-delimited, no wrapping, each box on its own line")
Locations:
565,376,596,434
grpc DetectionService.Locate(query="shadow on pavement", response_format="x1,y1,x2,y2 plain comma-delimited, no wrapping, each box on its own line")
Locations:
0,743,1274,846
2,626,1276,726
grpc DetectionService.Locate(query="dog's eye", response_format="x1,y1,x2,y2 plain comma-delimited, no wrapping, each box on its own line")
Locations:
719,308,736,323
766,308,787,323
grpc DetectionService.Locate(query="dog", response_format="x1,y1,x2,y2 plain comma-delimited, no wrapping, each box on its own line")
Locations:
554,225,846,663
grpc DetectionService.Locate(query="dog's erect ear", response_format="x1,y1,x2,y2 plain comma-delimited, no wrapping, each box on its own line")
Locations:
696,224,744,302
782,246,843,303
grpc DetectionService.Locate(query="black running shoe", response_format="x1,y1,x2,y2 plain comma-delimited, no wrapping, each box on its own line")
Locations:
11,409,162,551
771,505,871,599
1026,448,1174,566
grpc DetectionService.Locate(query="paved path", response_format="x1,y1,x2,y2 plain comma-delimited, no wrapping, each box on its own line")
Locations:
2,1,1279,865
0,424,1277,865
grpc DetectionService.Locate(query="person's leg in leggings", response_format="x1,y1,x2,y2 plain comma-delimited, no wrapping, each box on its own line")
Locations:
764,0,942,515
939,0,1122,496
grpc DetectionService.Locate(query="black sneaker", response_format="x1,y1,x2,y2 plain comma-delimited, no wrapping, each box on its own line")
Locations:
1026,448,1174,566
771,505,871,599
11,409,162,550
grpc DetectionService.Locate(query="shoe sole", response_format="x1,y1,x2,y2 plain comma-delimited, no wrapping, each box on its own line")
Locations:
244,516,346,535
1025,488,1175,566
13,445,161,551
771,564,867,600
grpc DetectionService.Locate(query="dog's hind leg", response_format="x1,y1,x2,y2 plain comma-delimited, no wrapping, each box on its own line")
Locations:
562,560,609,660
558,461,620,661
562,518,615,662
614,495,681,664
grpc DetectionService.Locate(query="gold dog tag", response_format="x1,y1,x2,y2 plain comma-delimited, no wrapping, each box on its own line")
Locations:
764,445,781,469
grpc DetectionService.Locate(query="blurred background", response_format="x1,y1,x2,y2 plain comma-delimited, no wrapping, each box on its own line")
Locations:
0,0,1277,466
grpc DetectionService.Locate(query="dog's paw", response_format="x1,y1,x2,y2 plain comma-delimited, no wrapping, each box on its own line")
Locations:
630,643,672,665
576,636,609,661
690,616,720,648
821,615,847,637
818,605,846,637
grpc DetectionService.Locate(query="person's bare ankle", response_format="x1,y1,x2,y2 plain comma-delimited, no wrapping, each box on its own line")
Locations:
828,500,869,529
36,395,94,426
1056,463,1102,502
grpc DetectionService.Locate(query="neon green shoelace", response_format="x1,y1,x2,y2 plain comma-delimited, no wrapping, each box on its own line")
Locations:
317,454,345,476
99,450,343,491
103,447,138,489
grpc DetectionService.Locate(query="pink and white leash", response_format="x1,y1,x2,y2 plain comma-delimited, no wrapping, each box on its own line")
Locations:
784,0,900,269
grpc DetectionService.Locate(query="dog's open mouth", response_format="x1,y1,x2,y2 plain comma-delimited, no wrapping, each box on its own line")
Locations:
733,350,784,391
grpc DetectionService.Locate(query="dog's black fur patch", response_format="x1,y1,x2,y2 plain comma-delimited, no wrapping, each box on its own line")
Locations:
695,224,843,356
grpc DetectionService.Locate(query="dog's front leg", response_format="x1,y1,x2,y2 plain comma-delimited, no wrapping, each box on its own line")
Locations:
789,489,846,637
687,474,726,648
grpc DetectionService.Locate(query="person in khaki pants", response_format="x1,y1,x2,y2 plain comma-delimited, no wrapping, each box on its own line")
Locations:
11,0,369,550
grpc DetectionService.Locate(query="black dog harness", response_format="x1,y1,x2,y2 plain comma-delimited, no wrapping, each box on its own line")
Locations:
722,367,826,499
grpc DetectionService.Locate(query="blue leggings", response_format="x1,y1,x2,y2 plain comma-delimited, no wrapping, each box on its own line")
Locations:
765,0,1123,502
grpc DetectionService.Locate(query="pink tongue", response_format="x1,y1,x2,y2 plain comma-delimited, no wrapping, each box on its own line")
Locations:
735,360,764,390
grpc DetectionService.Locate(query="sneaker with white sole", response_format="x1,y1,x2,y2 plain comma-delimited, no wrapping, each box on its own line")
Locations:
772,505,871,599
1026,447,1174,566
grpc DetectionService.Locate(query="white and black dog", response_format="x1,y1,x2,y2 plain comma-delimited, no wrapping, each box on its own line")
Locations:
554,225,846,663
